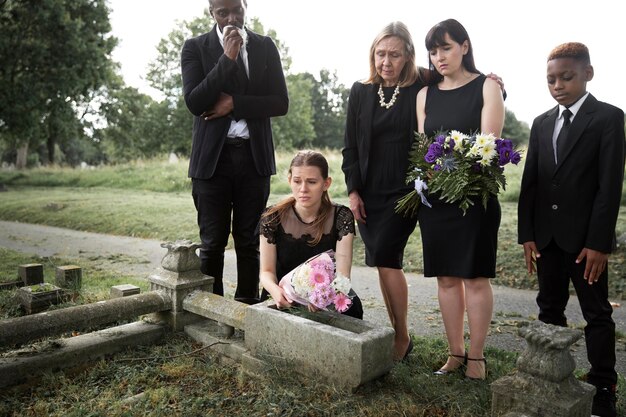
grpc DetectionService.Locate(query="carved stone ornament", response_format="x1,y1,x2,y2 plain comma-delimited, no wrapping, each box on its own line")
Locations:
160,240,202,272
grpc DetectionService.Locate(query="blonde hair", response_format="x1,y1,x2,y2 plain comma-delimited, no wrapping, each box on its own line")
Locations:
364,21,418,87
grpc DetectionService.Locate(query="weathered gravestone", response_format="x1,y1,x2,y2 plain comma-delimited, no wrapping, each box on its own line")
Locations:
17,283,68,314
148,240,213,331
491,320,595,417
110,284,141,298
55,265,82,291
243,302,395,391
18,264,44,286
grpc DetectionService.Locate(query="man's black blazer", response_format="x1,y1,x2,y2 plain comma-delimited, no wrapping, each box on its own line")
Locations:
518,94,625,254
181,25,288,179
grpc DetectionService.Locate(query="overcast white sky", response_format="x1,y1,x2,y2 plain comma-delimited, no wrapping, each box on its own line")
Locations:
108,0,625,126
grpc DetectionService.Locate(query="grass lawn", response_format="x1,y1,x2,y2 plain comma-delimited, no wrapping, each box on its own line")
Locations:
1,151,625,298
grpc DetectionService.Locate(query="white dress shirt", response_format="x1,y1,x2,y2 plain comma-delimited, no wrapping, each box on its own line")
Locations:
217,25,250,139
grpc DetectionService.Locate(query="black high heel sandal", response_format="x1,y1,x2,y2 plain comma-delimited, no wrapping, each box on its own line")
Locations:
401,339,414,362
433,352,468,375
465,357,487,380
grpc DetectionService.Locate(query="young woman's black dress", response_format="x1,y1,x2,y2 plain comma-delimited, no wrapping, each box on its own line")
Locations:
418,75,501,278
259,203,363,319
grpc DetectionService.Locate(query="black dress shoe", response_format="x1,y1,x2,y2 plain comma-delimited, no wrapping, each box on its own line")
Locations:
592,385,617,417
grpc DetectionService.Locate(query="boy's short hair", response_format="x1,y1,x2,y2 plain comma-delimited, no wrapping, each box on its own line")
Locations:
547,42,591,65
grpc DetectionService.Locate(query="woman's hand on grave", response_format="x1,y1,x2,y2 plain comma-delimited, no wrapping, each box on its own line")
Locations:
269,285,293,309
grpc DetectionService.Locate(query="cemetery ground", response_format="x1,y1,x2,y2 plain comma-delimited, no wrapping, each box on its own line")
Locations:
0,233,523,417
0,154,625,416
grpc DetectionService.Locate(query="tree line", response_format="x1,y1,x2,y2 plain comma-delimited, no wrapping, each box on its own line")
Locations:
0,1,530,169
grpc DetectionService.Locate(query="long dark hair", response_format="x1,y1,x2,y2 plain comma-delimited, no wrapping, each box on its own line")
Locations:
261,150,332,246
424,19,480,84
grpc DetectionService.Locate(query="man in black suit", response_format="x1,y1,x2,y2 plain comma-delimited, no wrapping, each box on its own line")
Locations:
181,0,288,304
518,42,625,417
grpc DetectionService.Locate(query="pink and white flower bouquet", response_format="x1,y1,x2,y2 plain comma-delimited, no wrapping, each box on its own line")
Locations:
278,250,353,313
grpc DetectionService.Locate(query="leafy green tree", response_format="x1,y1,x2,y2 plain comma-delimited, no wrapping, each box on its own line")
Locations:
272,74,315,149
143,9,210,157
0,0,117,167
97,86,158,162
502,108,531,146
303,70,349,149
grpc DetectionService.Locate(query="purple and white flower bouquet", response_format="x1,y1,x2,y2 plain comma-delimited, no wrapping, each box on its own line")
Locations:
395,130,522,216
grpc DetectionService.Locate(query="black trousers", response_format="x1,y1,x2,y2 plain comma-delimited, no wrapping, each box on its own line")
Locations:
536,240,616,387
192,140,270,303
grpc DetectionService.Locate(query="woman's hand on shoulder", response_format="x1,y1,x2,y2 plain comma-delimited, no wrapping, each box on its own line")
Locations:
483,76,505,103
486,72,505,93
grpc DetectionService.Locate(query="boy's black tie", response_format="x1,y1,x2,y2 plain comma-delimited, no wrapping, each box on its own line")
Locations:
556,108,572,163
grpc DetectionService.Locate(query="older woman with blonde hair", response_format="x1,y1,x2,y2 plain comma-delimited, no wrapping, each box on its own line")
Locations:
342,21,424,360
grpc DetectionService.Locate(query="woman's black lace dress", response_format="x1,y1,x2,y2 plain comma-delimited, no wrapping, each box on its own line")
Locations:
259,203,363,319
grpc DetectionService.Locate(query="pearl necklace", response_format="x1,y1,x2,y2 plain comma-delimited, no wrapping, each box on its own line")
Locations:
378,84,400,109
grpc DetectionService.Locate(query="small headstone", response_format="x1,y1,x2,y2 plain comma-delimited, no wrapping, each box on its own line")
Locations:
18,283,67,314
55,265,82,291
18,264,44,286
110,284,141,298
168,152,179,164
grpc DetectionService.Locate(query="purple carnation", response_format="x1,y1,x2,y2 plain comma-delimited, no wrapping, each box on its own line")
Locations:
435,134,446,144
510,151,522,165
498,149,511,166
430,142,444,155
425,142,444,163
495,138,513,152
424,150,438,163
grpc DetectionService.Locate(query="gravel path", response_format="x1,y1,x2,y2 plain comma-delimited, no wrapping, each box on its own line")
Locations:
1,219,624,375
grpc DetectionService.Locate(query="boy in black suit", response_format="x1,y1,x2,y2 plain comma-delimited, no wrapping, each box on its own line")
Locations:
518,42,625,417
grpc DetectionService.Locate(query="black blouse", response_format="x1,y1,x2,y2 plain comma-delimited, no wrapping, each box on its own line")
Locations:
259,203,355,280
